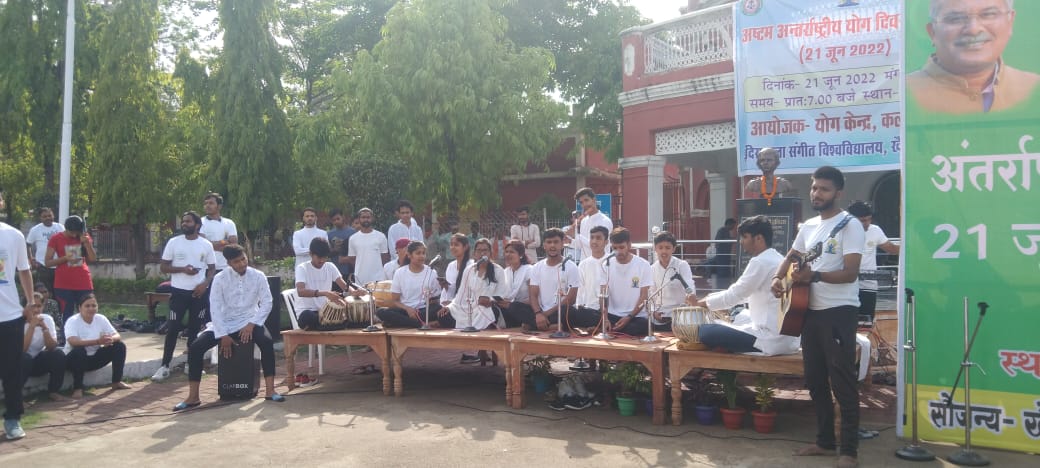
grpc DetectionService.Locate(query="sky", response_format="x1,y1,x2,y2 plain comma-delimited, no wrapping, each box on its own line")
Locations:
630,0,687,24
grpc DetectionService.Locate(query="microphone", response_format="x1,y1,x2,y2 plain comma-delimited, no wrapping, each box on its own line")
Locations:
671,272,693,293
476,256,490,266
428,254,442,266
603,252,617,266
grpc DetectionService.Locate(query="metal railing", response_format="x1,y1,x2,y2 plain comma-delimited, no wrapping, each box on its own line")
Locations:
639,4,734,75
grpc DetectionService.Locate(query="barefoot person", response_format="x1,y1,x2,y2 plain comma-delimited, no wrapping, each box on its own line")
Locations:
21,293,68,401
63,294,132,398
174,245,284,411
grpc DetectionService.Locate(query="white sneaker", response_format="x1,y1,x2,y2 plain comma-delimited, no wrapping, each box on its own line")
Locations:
151,366,171,381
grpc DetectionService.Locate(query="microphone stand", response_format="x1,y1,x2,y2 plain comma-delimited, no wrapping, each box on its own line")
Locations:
361,283,381,332
594,256,613,340
946,298,990,467
418,259,438,330
894,288,934,461
549,257,571,339
460,264,479,333
641,282,667,343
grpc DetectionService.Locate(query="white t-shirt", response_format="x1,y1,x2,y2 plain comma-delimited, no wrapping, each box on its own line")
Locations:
503,264,532,304
24,314,57,358
391,265,441,309
294,261,343,311
63,313,117,356
161,235,216,290
651,257,695,316
509,223,540,263
572,211,612,261
199,216,237,269
528,258,581,311
604,256,653,318
386,221,424,260
348,230,389,285
383,260,406,282
26,222,65,266
793,212,865,310
293,226,328,266
577,254,607,310
859,224,889,291
441,259,475,303
0,223,32,321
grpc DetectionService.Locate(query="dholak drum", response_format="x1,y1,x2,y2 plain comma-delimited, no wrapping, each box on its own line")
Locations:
345,294,375,326
365,280,394,308
672,306,711,351
318,301,349,328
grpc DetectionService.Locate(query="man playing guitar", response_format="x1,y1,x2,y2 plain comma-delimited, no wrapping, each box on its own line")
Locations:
769,166,864,468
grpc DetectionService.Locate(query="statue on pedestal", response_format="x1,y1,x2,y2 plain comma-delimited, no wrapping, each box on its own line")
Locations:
744,147,795,205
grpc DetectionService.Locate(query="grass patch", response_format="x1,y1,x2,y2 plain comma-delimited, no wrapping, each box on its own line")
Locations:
103,303,151,322
0,404,46,429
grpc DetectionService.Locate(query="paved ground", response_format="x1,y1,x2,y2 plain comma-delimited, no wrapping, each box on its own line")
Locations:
1,333,1036,467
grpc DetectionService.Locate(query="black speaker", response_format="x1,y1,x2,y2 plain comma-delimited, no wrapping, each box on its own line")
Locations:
265,275,282,341
217,342,259,400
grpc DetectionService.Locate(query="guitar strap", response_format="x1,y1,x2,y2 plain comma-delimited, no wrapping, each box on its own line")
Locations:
828,214,854,240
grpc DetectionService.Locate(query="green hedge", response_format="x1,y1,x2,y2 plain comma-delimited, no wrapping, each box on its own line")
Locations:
93,278,162,301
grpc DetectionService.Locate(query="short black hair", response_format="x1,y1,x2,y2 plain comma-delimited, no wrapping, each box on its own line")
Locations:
847,201,873,217
574,187,595,200
329,208,344,218
396,200,414,212
222,243,245,261
724,218,737,228
309,237,331,257
182,210,203,226
302,207,317,216
38,207,53,215
204,192,223,205
64,215,85,232
515,206,529,214
590,225,609,240
738,215,773,245
543,227,566,242
812,165,845,190
608,227,631,244
653,231,677,246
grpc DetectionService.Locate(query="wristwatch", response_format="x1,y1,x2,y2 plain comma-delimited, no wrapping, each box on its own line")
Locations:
811,271,822,283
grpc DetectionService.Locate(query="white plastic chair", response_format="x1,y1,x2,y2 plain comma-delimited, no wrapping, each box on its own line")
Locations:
282,289,325,375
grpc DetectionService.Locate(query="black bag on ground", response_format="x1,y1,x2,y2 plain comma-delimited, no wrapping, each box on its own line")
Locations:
218,342,260,400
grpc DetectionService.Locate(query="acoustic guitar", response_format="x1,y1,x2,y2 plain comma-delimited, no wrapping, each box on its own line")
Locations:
777,242,822,337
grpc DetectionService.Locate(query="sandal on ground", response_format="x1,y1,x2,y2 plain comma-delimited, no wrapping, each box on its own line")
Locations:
793,444,835,456
363,364,379,374
352,366,369,375
173,401,201,412
265,393,286,402
112,382,132,390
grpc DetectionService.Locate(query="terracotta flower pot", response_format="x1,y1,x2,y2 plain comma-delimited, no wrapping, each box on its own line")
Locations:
752,410,777,433
720,407,746,430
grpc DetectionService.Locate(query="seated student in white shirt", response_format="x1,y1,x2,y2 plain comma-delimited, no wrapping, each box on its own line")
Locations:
447,239,508,331
522,228,581,331
568,225,610,330
295,238,357,330
174,245,284,411
695,216,800,356
435,233,474,330
649,231,696,332
383,238,410,281
63,294,132,398
497,240,533,327
602,227,653,336
377,241,443,328
20,293,68,401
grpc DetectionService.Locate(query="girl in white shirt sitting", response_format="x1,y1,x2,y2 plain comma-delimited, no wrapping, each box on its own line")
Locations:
498,240,534,327
377,242,443,328
21,293,69,400
63,294,132,398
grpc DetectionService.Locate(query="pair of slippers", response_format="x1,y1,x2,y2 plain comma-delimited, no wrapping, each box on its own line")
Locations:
352,364,379,375
172,393,286,412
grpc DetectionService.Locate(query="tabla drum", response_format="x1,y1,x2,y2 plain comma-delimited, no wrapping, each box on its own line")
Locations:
365,280,394,308
345,294,375,325
672,306,711,351
318,301,349,328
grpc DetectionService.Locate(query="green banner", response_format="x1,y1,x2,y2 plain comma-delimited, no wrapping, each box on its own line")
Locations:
904,1,1040,453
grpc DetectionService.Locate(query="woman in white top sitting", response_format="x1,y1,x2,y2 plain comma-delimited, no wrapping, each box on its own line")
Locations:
498,240,533,328
436,233,474,331
376,241,443,328
63,294,132,398
21,292,69,400
449,238,509,365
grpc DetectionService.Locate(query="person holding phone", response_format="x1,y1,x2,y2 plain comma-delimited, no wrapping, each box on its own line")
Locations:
44,216,96,334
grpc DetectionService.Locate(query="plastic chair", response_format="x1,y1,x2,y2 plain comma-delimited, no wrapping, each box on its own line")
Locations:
282,289,325,375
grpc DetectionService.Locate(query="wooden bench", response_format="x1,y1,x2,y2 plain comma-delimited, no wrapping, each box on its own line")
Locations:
666,345,804,425
282,329,392,396
145,292,172,322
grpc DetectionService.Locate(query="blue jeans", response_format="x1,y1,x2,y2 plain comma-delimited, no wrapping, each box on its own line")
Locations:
698,324,759,353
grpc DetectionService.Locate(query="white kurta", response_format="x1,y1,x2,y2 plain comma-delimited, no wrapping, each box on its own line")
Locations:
448,263,508,330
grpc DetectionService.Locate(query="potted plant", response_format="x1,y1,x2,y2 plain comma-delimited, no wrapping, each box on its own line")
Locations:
717,371,746,429
751,374,777,433
603,362,649,416
525,356,554,394
685,371,721,425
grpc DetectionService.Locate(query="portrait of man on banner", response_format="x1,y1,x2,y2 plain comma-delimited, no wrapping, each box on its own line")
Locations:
907,0,1040,114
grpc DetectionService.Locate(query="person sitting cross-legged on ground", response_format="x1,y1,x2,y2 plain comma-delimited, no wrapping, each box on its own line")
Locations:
21,293,69,401
174,244,284,411
63,294,132,398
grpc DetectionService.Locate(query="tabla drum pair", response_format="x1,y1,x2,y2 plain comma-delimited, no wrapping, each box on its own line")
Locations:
318,295,374,328
672,306,711,351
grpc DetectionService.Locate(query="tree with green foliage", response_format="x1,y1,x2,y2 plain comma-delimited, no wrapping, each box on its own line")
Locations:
88,0,172,278
211,0,292,249
349,0,566,214
339,154,409,233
